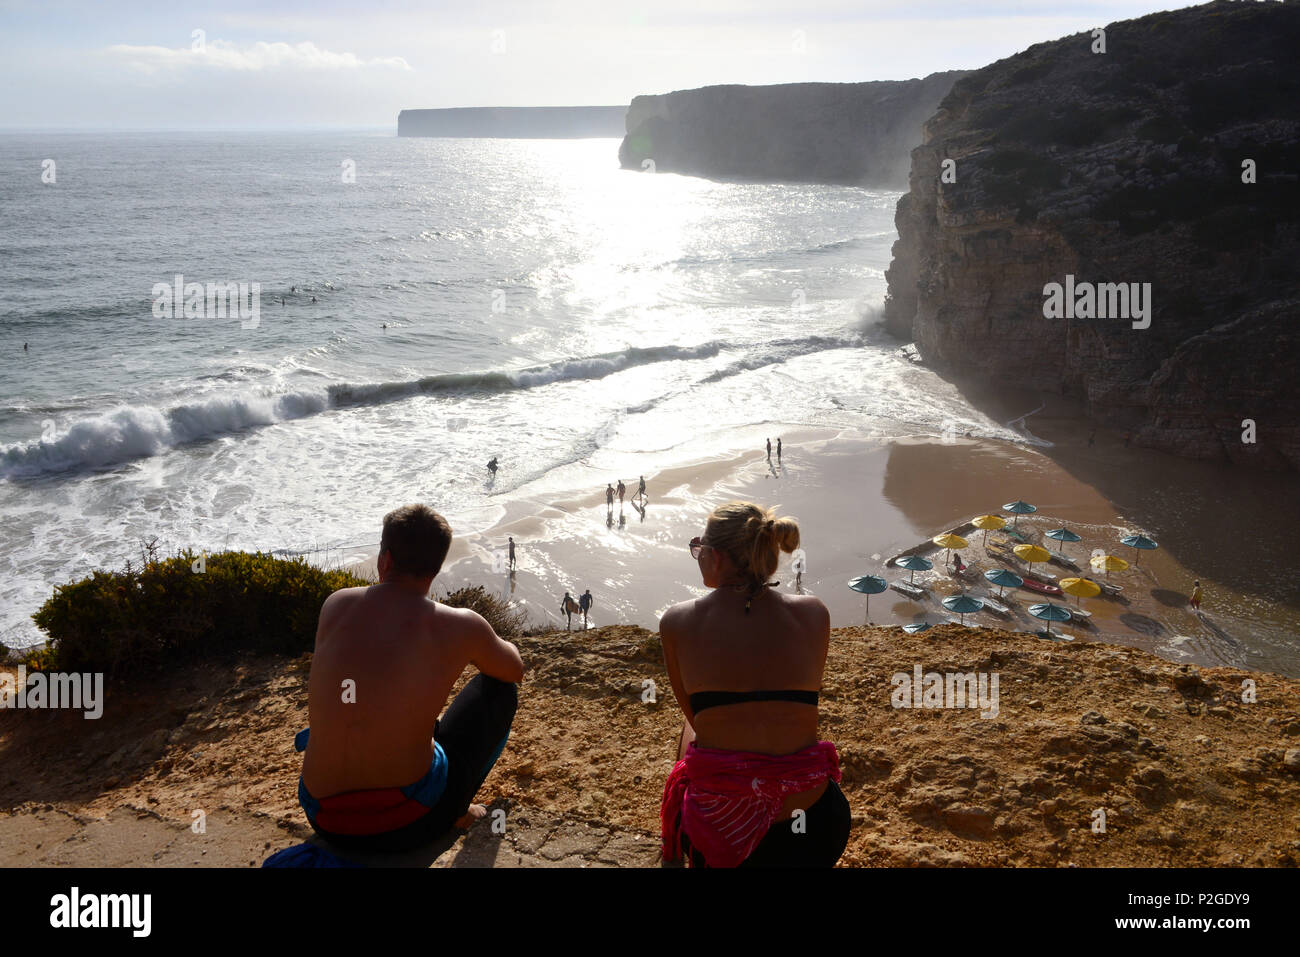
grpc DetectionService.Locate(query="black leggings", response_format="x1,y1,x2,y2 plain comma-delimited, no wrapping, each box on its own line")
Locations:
313,674,518,854
685,780,851,868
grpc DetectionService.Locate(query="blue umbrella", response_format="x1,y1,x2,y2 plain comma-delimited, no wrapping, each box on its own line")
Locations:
942,594,985,625
1045,527,1082,556
902,622,932,634
895,554,933,584
984,567,1023,599
1120,534,1158,566
1003,500,1037,528
848,575,888,625
1028,601,1072,639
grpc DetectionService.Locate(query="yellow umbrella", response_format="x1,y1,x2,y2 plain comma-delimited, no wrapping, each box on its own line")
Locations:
1013,543,1050,578
971,514,1006,545
932,532,969,566
1089,554,1129,579
1060,577,1101,609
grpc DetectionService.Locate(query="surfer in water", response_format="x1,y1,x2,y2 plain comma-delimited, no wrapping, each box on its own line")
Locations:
488,457,499,478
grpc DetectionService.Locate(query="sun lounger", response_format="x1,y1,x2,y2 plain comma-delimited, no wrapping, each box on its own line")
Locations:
890,581,928,601
1069,607,1093,622
980,597,1012,617
1047,550,1079,569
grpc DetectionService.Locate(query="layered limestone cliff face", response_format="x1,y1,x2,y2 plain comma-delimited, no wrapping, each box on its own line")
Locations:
618,73,968,187
884,1,1299,470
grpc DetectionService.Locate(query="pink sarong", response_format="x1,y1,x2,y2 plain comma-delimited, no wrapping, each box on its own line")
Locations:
661,740,840,868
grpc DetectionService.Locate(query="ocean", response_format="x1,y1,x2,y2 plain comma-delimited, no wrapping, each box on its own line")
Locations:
0,131,1031,651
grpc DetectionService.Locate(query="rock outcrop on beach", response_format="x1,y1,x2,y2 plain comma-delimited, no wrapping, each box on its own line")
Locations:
398,106,627,138
618,73,968,186
4,624,1299,867
883,1,1300,470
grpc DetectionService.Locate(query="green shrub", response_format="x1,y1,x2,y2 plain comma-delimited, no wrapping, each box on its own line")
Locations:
436,584,529,638
32,547,369,673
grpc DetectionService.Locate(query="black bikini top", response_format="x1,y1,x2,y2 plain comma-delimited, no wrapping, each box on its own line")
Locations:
689,689,819,714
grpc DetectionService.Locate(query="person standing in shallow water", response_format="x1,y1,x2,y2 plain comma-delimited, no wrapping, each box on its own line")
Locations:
765,438,772,462
1190,580,1203,611
606,483,615,508
507,536,516,570
659,501,849,868
776,438,782,462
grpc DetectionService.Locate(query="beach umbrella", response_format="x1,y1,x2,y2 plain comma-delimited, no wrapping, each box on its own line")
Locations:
942,594,985,626
848,575,888,625
902,622,932,634
1120,534,1159,566
1003,500,1037,528
984,567,1023,600
1089,553,1129,579
932,533,969,566
1013,543,1051,578
1045,527,1082,556
896,554,933,584
1060,577,1101,610
1028,602,1073,639
971,514,1006,545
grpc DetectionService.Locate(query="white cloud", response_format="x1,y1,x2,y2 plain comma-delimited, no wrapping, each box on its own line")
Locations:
105,39,412,74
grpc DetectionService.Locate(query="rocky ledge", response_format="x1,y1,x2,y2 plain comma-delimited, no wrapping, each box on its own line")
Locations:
883,1,1299,470
619,73,967,187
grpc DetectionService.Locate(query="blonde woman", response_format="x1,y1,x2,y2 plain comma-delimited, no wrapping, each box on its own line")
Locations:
659,501,848,867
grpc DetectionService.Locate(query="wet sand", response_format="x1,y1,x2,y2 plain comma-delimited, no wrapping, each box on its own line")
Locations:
336,418,1300,679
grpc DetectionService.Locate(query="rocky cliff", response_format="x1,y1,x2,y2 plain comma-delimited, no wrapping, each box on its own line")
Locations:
618,73,968,186
884,1,1300,470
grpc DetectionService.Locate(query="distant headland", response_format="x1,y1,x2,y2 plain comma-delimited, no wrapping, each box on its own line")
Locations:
398,106,627,138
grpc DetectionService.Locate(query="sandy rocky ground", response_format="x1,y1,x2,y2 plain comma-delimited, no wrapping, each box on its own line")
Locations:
3,624,1300,867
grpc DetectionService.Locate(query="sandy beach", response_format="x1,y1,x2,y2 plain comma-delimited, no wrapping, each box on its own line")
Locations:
334,410,1300,680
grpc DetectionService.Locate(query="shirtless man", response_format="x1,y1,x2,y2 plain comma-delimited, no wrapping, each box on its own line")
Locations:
299,504,525,853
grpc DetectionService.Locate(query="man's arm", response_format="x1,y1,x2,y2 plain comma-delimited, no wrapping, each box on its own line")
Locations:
463,609,525,683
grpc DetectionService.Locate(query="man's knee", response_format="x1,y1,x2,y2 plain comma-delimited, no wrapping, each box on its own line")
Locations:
474,674,518,730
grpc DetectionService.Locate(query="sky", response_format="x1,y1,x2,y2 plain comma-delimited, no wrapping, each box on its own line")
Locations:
0,0,1203,129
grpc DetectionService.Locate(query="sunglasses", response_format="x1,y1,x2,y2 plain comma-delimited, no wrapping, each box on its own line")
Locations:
689,536,712,560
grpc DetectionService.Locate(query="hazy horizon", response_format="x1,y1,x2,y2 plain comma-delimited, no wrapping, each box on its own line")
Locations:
2,0,1201,130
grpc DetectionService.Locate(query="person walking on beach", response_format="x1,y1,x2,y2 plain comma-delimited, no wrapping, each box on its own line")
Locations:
606,483,615,508
617,479,626,505
766,438,772,462
661,501,849,868
1190,580,1203,611
638,475,647,502
561,591,579,631
579,589,593,629
487,457,499,478
298,505,523,853
507,536,516,571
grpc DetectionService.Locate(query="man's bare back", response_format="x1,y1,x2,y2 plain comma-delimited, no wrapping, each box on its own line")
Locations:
302,582,524,799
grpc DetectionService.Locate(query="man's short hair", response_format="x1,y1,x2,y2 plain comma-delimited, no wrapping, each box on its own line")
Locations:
380,505,452,578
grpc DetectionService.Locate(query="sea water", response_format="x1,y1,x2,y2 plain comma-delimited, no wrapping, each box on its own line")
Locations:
0,131,1032,650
